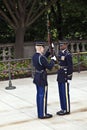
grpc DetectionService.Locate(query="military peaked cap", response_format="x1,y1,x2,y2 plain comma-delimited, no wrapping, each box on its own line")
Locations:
34,41,45,46
59,40,68,46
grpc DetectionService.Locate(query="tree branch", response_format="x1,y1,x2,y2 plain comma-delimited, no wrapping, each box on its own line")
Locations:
25,0,32,8
8,0,20,20
0,9,16,30
26,0,58,27
25,0,37,25
17,0,26,27
3,0,19,27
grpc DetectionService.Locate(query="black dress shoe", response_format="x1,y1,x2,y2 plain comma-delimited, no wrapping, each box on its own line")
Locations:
45,113,53,118
56,110,70,116
39,113,53,119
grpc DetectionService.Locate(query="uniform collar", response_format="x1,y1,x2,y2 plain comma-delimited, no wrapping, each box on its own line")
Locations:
61,49,66,53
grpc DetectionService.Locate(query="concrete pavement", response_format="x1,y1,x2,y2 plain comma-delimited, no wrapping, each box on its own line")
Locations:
0,71,87,130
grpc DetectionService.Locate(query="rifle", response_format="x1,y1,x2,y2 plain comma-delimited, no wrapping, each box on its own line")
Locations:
47,13,54,56
47,13,58,63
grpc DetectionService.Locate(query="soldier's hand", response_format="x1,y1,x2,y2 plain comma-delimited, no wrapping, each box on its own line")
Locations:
51,55,57,61
67,74,72,80
51,43,54,49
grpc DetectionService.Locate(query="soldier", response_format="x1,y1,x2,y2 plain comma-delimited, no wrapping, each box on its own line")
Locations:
56,41,73,115
32,41,56,119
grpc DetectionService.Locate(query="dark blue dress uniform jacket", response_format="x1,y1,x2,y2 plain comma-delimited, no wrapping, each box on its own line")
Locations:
32,52,54,87
57,49,73,83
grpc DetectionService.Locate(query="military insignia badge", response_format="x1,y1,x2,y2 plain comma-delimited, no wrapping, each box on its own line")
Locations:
61,56,65,60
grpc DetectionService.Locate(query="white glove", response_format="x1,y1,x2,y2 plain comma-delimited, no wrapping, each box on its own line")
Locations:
51,43,54,48
51,56,56,61
67,80,71,84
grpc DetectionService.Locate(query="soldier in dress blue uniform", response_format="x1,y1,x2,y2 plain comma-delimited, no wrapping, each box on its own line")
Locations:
32,41,56,119
56,41,73,115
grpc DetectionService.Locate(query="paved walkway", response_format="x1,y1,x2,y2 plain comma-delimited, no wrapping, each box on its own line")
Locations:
0,71,87,130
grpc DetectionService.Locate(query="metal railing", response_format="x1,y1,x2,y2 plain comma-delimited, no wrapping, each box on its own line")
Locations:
0,57,32,90
0,40,87,60
72,52,87,73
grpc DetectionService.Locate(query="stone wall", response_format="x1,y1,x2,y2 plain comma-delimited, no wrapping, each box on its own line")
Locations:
0,40,87,60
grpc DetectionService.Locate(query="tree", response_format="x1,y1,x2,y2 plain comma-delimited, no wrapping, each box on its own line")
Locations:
0,0,58,58
62,0,87,40
48,0,87,40
50,0,63,40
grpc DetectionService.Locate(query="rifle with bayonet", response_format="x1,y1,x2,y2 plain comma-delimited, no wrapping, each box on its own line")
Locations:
47,12,58,63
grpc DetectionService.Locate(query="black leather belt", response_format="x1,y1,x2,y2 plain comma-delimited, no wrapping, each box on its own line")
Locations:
59,65,67,69
35,70,44,73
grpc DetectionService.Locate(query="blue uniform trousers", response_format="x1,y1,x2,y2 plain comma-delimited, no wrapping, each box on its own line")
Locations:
58,82,70,112
36,85,48,118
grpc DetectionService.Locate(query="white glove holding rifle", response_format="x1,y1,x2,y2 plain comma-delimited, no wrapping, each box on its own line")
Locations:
50,43,57,61
51,55,57,61
51,43,54,49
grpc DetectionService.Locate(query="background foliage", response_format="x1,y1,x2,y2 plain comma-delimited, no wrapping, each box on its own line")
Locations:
0,0,87,43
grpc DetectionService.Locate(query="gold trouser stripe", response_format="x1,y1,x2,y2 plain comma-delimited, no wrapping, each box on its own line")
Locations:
44,86,48,116
65,82,69,112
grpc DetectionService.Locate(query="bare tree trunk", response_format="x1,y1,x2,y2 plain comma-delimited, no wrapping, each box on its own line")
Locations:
14,27,25,58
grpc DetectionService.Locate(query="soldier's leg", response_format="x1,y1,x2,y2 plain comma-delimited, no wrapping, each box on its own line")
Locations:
58,82,66,110
36,85,45,118
57,82,70,115
44,86,48,114
65,82,70,113
44,85,53,118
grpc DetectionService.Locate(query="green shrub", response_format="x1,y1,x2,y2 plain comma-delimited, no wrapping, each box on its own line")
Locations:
0,59,32,81
0,54,87,81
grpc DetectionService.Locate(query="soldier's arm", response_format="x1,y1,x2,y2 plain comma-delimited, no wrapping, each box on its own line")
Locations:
40,55,55,70
66,54,73,80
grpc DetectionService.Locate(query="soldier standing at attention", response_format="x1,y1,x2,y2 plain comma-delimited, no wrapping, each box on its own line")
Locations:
56,41,73,116
32,41,56,119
